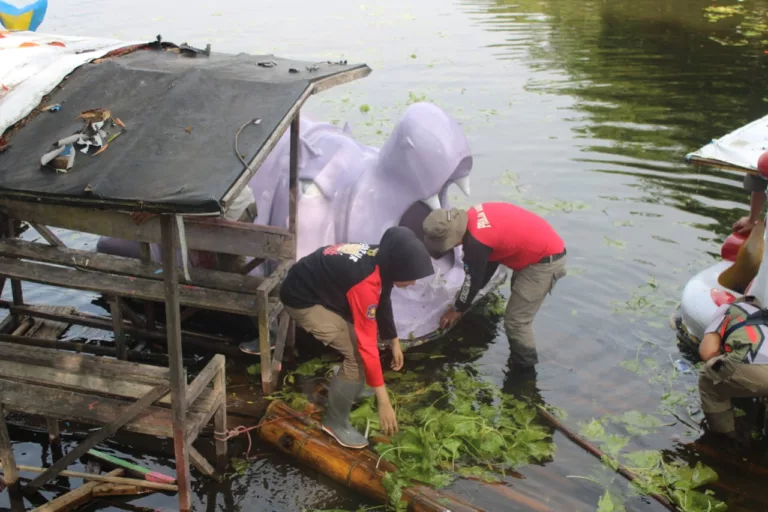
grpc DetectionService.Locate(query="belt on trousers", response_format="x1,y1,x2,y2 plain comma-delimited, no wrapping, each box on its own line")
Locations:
537,248,566,265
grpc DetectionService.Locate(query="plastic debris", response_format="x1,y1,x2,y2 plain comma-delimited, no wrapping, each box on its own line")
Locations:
673,359,693,374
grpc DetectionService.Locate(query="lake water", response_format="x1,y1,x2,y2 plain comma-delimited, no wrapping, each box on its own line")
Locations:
3,0,768,510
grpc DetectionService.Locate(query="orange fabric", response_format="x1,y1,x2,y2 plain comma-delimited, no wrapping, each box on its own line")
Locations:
345,266,384,387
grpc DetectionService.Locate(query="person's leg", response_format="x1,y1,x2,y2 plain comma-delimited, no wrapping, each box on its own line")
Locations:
285,305,368,448
505,257,566,368
699,359,768,434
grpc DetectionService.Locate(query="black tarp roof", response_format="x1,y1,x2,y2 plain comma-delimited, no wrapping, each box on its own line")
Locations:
0,47,369,214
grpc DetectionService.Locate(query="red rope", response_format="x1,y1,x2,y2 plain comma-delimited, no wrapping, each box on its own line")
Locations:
214,407,321,459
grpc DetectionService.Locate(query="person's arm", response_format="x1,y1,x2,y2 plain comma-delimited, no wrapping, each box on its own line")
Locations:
699,332,723,361
346,277,398,435
700,304,731,361
376,282,403,370
454,234,494,313
734,175,767,234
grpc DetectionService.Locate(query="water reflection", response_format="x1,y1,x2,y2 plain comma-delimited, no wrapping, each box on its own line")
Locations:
463,0,768,236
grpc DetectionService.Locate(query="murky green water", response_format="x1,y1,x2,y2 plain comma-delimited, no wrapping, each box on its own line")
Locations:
4,0,768,510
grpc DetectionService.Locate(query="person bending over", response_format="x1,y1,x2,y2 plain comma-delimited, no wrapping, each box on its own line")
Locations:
279,226,434,448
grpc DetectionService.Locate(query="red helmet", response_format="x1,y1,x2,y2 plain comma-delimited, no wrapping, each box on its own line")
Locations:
758,151,768,179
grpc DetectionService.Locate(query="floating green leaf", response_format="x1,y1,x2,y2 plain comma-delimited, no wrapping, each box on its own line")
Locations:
246,364,261,376
294,358,327,376
597,490,626,512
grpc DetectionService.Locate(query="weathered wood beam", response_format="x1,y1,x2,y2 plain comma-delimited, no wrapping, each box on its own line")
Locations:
109,296,127,360
0,238,265,295
270,309,290,390
46,418,60,446
0,404,18,486
161,216,192,512
5,218,23,329
31,469,124,512
0,300,244,356
213,359,227,470
26,382,170,490
186,355,224,408
28,223,64,247
0,198,294,260
0,378,211,438
0,256,258,316
0,331,190,365
188,446,215,478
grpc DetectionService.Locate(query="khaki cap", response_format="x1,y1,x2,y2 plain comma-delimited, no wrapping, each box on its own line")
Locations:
422,208,468,254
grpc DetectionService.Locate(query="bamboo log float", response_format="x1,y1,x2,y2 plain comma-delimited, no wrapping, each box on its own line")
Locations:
259,401,485,512
0,463,178,492
267,401,559,511
536,406,676,512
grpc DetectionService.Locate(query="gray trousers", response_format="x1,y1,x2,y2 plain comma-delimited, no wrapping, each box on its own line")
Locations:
505,256,567,366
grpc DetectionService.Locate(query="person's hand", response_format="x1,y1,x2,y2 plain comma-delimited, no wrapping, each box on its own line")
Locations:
377,401,399,436
131,212,155,225
733,216,758,235
440,309,462,330
390,338,404,371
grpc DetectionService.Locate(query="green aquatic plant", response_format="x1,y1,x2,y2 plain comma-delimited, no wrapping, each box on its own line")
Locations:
350,368,556,509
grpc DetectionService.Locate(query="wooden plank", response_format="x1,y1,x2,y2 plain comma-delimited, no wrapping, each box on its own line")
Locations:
0,341,170,381
0,256,259,316
310,65,372,94
257,260,293,295
0,333,178,365
109,296,127,360
31,469,124,512
186,355,224,408
4,465,177,492
188,446,215,477
270,309,290,389
186,388,225,442
0,199,294,260
213,357,227,469
29,223,64,247
0,379,213,438
25,306,74,340
27,382,171,489
161,216,192,512
0,301,244,356
46,418,60,446
5,218,23,329
288,115,299,258
0,238,265,295
91,483,152,497
0,404,18,486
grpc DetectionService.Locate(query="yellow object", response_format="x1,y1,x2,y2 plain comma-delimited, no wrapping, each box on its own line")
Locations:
719,222,765,294
0,10,33,31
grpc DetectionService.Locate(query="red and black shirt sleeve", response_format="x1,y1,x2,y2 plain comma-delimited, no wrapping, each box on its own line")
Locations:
454,233,494,312
346,271,386,388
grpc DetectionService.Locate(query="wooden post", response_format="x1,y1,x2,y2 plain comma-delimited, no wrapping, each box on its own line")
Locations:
46,418,60,446
5,218,23,329
213,360,227,470
286,114,299,361
139,242,156,335
257,298,273,394
0,404,19,487
109,296,127,360
161,215,192,512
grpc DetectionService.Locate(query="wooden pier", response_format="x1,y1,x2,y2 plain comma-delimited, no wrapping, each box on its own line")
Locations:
0,38,371,510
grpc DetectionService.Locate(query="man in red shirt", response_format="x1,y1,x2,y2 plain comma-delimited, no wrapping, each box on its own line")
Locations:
280,226,434,448
423,203,566,369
